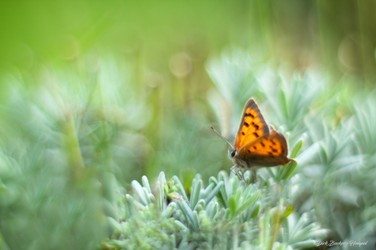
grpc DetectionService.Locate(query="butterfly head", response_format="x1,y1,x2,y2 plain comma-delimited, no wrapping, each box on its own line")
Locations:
229,149,237,158
229,148,250,169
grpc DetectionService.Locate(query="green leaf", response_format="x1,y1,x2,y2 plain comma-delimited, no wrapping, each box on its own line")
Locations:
228,196,237,218
290,139,303,159
204,181,223,205
281,204,294,220
280,160,298,180
235,193,259,217
190,176,202,208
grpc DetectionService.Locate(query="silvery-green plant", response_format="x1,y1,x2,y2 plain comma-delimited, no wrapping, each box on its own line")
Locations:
104,169,326,249
207,50,376,249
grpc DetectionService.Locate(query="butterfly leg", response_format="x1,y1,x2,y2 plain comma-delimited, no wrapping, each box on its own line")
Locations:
250,168,257,183
231,166,245,181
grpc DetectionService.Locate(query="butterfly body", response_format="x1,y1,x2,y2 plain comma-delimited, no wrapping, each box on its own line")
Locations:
231,98,292,170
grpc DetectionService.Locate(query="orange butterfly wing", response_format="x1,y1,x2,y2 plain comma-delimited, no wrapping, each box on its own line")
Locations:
237,129,291,167
232,98,292,168
234,98,270,149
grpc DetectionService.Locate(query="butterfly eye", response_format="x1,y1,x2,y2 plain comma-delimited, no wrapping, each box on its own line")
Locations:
229,150,236,158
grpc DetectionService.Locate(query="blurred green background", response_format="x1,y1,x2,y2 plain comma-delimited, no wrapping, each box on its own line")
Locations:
1,1,376,78
1,1,376,249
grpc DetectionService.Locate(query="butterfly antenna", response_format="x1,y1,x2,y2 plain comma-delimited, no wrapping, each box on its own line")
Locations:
210,126,234,149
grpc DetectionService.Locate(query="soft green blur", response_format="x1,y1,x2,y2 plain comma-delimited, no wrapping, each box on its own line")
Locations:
0,1,376,249
1,1,375,78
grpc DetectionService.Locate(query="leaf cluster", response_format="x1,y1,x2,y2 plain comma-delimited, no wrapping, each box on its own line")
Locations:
104,171,326,250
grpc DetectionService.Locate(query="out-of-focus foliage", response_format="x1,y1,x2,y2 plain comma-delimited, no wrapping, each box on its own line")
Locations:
0,55,222,249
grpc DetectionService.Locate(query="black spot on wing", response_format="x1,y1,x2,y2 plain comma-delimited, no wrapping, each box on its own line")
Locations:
244,112,255,118
251,121,259,130
244,122,249,127
253,132,259,138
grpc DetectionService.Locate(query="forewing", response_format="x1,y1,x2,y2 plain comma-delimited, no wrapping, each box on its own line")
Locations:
234,98,270,149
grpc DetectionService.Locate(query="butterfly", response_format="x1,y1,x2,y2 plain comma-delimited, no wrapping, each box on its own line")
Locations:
212,98,293,180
